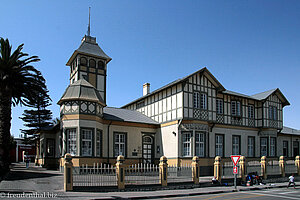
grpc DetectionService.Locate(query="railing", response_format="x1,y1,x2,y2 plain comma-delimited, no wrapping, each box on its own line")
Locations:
125,163,159,185
222,162,241,178
267,160,280,175
73,163,117,186
246,161,261,176
286,160,297,174
167,164,193,183
62,155,300,192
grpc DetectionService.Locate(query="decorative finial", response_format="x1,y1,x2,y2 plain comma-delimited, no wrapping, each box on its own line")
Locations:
87,7,91,36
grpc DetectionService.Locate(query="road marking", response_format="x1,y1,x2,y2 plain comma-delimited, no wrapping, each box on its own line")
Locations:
221,194,263,200
202,193,233,200
241,191,300,200
278,191,299,194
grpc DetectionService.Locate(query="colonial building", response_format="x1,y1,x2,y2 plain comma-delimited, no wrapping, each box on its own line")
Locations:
36,30,299,172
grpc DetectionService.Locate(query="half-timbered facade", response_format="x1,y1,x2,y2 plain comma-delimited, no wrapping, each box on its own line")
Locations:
122,68,291,167
35,29,298,175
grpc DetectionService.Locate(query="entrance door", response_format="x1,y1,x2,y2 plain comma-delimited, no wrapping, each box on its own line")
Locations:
143,136,153,164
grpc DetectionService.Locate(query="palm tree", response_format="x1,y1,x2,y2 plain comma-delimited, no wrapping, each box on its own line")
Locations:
0,38,48,175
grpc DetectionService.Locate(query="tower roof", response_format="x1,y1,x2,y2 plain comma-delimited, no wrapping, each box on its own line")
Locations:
66,35,112,66
58,79,106,106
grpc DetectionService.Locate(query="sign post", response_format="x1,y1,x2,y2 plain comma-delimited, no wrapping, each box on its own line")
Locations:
231,155,241,190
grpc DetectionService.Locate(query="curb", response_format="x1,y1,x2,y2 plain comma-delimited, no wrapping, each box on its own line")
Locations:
95,184,288,200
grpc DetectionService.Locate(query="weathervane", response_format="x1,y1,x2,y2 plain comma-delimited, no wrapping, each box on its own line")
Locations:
87,7,91,36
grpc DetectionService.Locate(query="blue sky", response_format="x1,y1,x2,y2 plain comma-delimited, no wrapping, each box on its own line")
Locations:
1,0,299,137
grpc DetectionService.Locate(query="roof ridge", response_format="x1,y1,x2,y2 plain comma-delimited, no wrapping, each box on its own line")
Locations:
250,88,277,96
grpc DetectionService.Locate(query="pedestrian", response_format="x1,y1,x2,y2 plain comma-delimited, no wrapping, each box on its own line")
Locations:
287,174,296,189
25,155,30,169
212,176,219,185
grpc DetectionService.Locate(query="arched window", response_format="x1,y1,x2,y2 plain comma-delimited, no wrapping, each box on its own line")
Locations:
89,59,96,68
80,57,87,66
143,136,153,144
98,60,105,70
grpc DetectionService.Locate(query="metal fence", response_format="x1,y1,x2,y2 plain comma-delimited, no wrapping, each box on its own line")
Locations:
167,164,193,183
246,161,261,175
125,163,160,185
73,163,117,186
222,162,240,178
286,160,297,174
267,160,280,175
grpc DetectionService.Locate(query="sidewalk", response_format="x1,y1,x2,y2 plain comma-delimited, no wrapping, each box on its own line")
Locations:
0,163,291,200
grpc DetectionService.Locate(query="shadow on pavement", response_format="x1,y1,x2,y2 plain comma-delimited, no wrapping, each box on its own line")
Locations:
3,163,61,181
5,170,61,181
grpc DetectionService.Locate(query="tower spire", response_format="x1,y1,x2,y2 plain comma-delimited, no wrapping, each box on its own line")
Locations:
87,7,91,36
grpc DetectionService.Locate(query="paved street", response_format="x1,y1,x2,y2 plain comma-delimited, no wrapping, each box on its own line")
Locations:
162,188,300,200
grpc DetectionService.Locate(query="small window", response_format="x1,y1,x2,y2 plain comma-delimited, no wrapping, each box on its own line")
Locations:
89,59,96,68
195,132,205,157
193,92,200,108
46,139,55,157
293,141,299,157
270,137,276,157
231,101,241,116
260,137,268,156
96,130,102,157
80,57,87,66
137,101,145,109
114,132,126,157
269,106,278,120
215,134,224,157
232,135,240,155
98,60,105,70
248,105,254,118
81,129,93,156
182,132,192,157
283,141,288,157
216,99,223,114
200,93,207,109
248,136,255,157
66,129,77,156
193,92,207,109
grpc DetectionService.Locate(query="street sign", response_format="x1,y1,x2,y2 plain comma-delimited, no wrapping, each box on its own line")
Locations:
233,166,238,174
231,155,241,166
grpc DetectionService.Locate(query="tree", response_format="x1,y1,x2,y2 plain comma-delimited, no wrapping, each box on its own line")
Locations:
20,79,52,139
0,38,48,176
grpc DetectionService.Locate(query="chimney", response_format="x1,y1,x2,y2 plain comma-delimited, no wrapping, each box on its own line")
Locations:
143,83,150,96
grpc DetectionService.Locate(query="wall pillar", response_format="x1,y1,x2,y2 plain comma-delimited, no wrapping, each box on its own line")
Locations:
214,156,222,182
239,156,246,182
295,156,300,176
159,156,168,187
279,156,285,177
116,155,125,190
260,156,267,180
64,153,73,191
192,156,200,184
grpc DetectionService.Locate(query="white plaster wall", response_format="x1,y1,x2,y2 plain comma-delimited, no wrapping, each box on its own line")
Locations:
210,127,258,157
109,125,157,159
161,124,178,158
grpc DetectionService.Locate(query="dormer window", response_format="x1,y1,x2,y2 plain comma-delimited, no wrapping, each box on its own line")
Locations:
80,57,87,66
89,59,96,68
231,101,241,116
